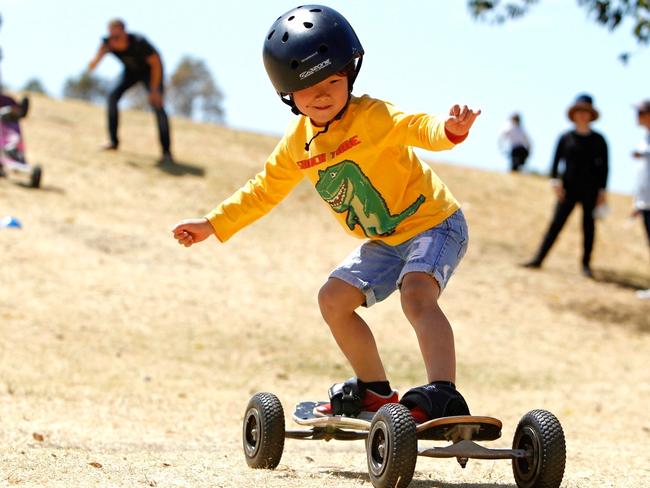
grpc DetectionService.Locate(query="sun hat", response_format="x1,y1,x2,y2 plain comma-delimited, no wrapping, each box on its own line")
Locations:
567,93,599,122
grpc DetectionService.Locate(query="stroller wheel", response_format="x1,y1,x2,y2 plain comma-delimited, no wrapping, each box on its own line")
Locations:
30,165,42,188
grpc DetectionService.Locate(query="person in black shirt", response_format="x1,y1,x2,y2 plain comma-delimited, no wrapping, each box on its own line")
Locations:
523,94,608,278
87,19,172,162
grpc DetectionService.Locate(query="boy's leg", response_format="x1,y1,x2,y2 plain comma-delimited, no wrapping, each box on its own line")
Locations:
396,210,470,421
400,272,455,383
318,277,387,381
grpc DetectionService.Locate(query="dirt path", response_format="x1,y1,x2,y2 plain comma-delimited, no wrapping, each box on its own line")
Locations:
1,96,649,487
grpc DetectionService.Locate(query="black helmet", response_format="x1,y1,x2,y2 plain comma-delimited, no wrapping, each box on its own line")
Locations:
263,5,364,96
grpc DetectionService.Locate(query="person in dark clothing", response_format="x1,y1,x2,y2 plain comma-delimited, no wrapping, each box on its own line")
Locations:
523,94,608,278
87,18,172,162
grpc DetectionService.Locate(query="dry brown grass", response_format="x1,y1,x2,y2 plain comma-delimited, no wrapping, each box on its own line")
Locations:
1,94,649,487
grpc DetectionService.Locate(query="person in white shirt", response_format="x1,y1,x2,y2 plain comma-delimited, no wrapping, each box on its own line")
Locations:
631,100,650,299
499,112,531,172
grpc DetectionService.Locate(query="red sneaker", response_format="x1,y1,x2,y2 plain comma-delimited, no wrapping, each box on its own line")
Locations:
314,389,399,420
409,406,429,424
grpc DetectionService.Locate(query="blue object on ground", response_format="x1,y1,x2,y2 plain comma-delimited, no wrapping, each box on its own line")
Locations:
0,216,22,228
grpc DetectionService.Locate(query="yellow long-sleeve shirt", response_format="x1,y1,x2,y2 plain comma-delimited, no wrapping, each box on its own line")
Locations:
206,95,462,246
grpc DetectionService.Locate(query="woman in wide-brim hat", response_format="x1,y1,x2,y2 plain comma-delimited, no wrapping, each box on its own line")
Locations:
567,94,599,122
523,93,609,278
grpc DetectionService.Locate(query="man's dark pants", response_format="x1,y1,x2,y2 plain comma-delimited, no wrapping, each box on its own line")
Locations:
108,70,171,154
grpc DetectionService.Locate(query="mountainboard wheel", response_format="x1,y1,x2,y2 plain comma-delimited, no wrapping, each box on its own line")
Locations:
30,165,41,188
366,403,417,488
512,409,566,488
242,392,285,469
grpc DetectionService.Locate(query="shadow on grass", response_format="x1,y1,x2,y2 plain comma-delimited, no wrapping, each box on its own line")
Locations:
15,182,65,194
155,158,205,177
560,298,650,333
593,267,650,291
323,469,515,488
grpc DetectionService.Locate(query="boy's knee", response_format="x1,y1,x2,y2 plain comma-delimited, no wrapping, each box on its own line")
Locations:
318,279,363,318
400,274,439,319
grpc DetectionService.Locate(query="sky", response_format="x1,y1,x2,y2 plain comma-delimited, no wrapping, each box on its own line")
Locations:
1,0,648,194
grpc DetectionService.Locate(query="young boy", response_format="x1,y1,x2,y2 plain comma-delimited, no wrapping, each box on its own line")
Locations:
632,100,650,299
172,5,480,422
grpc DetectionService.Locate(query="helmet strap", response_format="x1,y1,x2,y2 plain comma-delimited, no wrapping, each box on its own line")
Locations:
349,55,363,89
304,95,352,151
280,94,303,115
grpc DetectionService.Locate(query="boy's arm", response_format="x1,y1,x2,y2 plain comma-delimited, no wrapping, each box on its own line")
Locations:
364,100,478,152
205,140,303,242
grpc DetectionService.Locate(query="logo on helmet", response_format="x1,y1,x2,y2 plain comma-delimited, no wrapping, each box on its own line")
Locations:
299,59,332,80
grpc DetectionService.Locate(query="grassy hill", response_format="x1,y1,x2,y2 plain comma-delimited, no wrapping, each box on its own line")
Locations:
1,94,649,487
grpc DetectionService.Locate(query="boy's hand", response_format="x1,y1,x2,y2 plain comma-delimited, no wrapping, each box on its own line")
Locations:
445,104,482,137
172,218,214,247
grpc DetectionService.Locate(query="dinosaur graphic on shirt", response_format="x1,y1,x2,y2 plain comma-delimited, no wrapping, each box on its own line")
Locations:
315,160,425,237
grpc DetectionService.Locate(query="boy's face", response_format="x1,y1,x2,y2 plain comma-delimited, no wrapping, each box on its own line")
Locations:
292,73,349,126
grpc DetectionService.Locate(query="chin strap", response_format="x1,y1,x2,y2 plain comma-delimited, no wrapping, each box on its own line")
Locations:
303,94,353,151
304,122,331,151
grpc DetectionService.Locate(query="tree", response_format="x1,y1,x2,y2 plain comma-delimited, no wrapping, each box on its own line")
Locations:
63,72,109,103
168,56,225,123
22,78,47,95
468,0,650,43
124,84,150,111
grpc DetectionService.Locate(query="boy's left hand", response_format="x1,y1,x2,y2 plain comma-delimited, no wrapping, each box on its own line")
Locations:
445,104,482,137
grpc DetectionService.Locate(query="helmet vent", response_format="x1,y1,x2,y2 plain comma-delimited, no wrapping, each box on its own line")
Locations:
290,60,300,70
318,44,328,54
282,32,289,42
303,22,313,29
309,8,322,12
288,15,295,21
267,30,275,40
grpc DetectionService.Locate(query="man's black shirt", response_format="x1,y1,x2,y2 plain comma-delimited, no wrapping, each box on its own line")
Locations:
103,33,157,75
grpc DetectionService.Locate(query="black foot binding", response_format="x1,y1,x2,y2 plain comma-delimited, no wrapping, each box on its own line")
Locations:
326,377,364,417
400,381,470,422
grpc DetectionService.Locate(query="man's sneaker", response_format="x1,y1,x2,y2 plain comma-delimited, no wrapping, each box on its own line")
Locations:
99,142,118,151
314,389,399,420
160,151,175,164
521,259,542,269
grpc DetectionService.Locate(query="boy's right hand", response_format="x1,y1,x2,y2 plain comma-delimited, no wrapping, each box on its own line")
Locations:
172,218,214,247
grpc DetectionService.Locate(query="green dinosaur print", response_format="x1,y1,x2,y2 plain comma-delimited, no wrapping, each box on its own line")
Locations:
315,160,425,237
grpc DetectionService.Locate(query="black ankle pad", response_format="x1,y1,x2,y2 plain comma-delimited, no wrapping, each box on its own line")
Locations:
328,377,363,416
400,382,470,420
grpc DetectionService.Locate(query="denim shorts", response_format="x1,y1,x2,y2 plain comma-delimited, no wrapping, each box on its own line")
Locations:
330,209,468,307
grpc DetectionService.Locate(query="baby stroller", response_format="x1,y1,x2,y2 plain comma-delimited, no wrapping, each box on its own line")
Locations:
0,94,42,188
